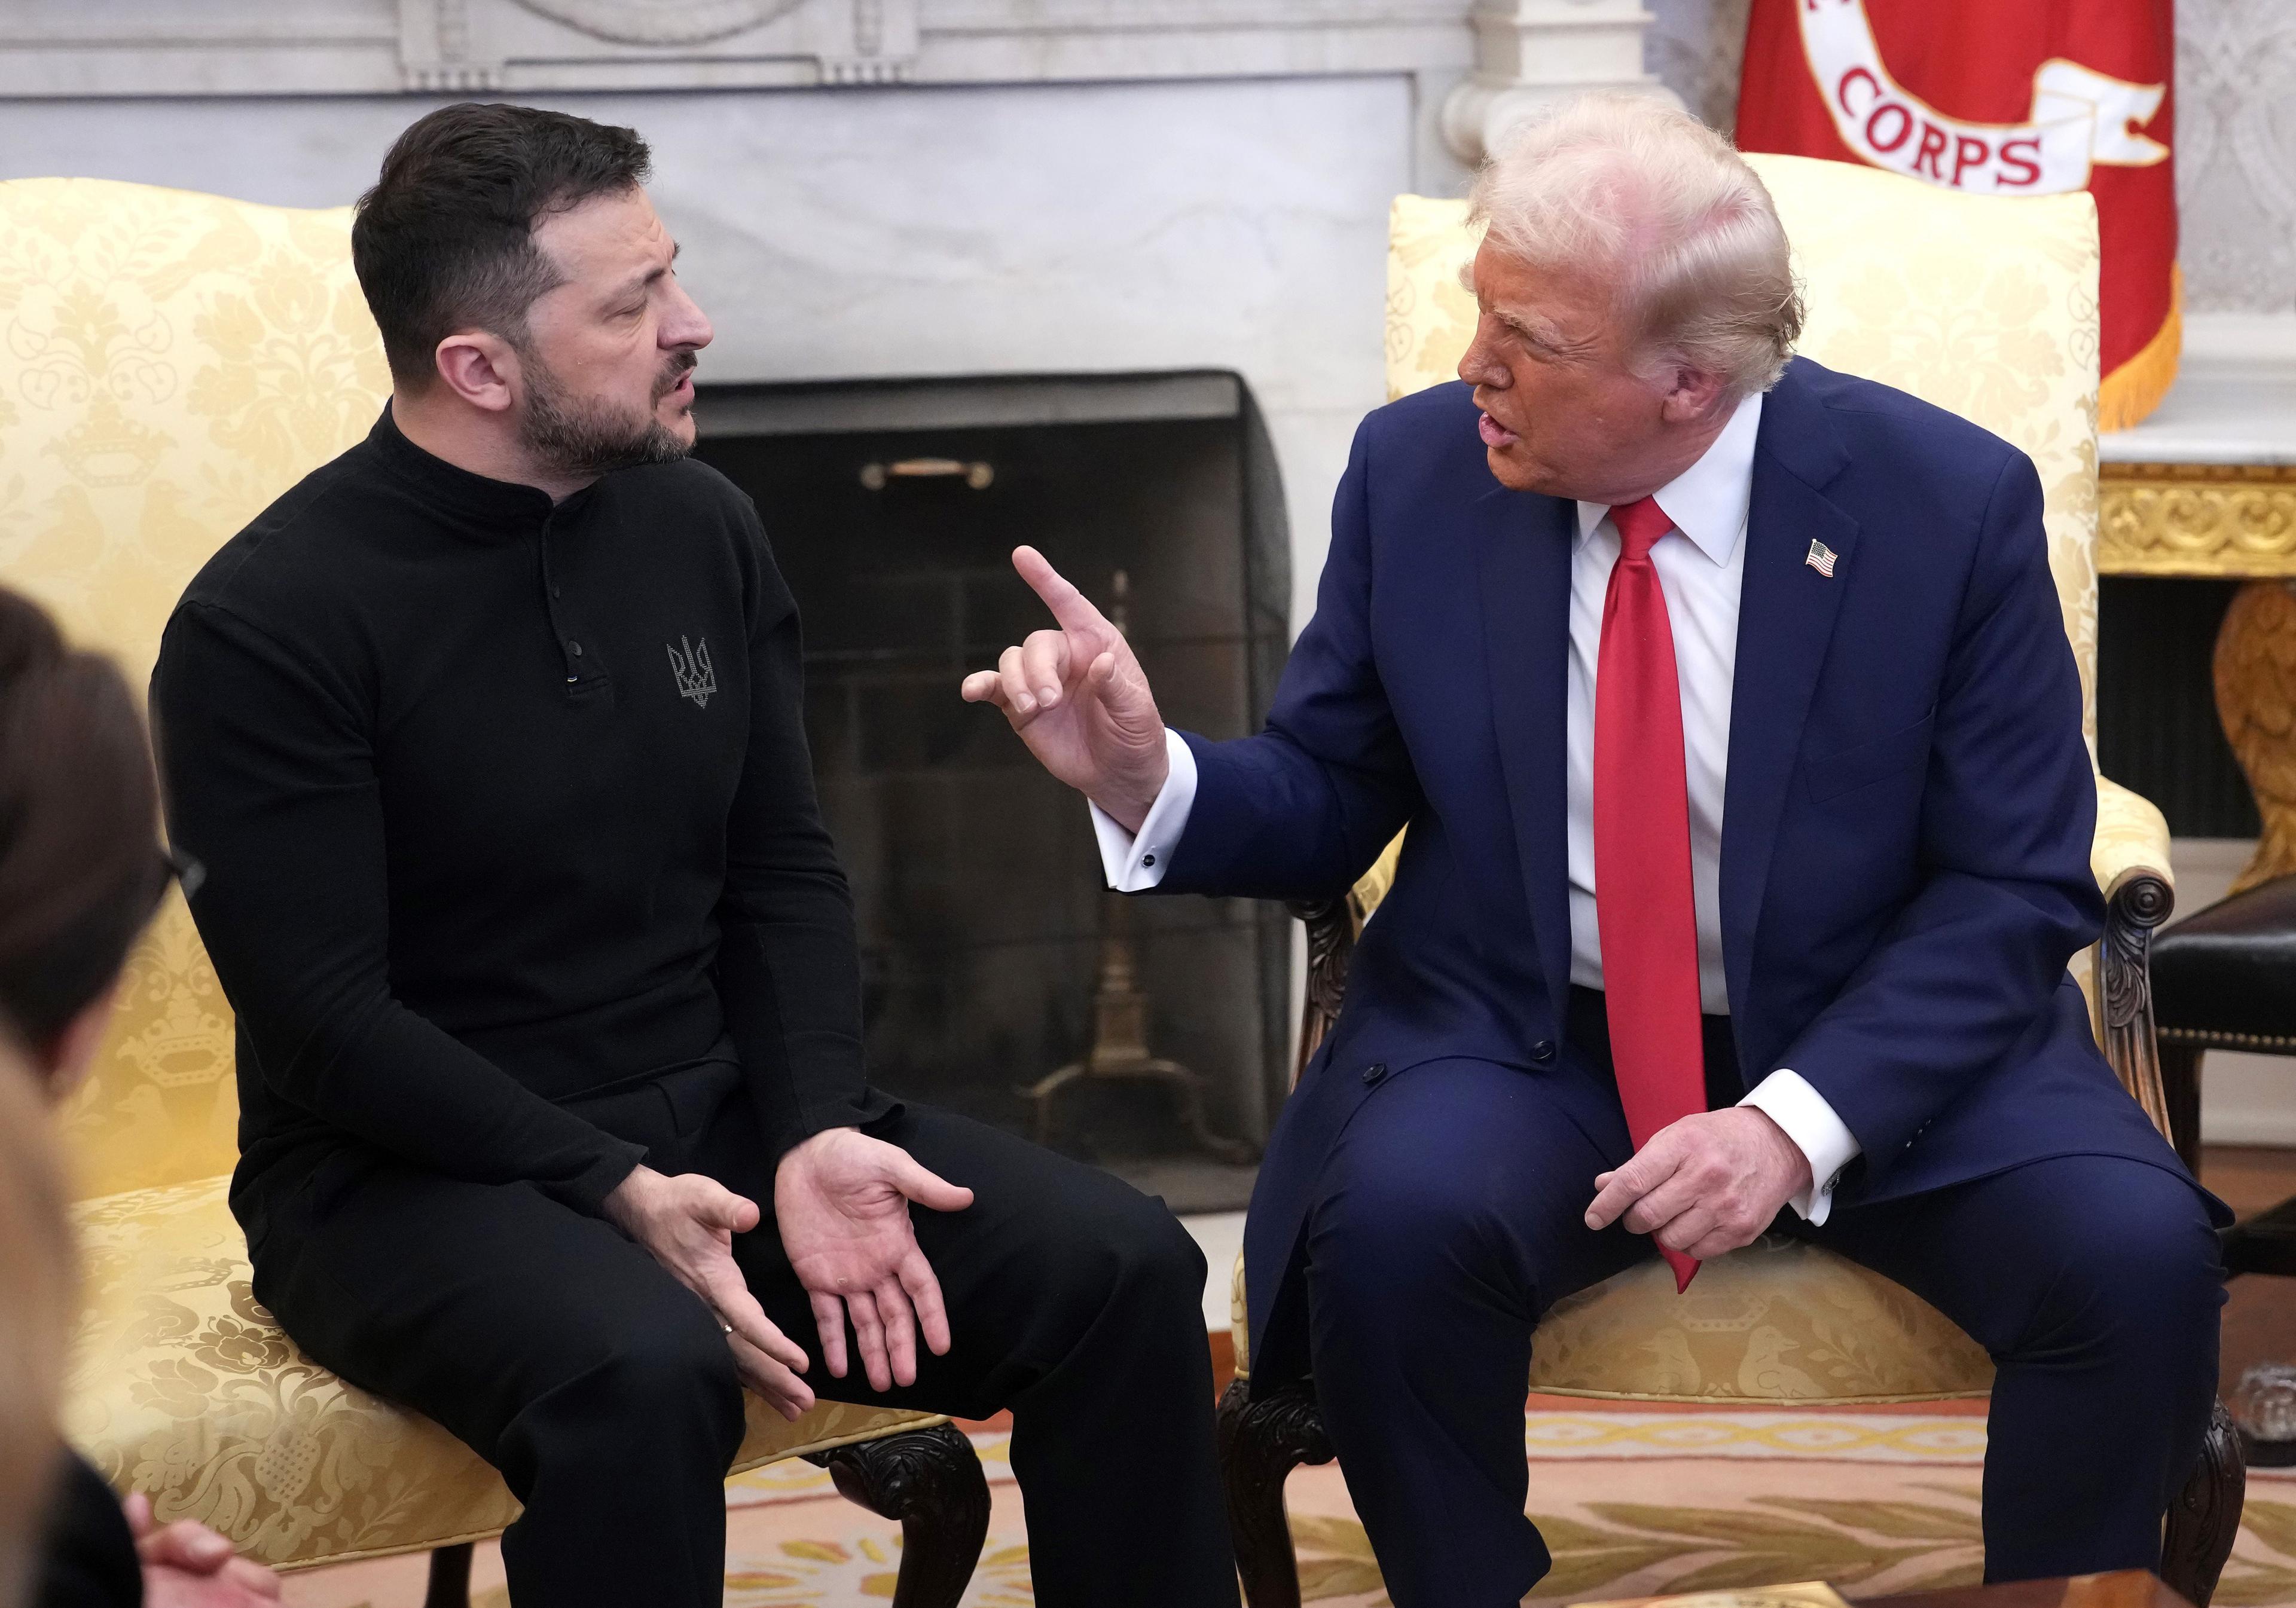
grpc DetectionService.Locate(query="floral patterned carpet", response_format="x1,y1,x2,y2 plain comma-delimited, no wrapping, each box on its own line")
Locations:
280,1401,2296,1607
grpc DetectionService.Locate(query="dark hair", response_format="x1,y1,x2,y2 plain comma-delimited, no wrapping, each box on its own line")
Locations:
352,102,653,386
0,588,167,1051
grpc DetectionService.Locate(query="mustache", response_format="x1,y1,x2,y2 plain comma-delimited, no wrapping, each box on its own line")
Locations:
654,351,699,401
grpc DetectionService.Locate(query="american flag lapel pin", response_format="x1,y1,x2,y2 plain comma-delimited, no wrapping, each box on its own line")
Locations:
1805,539,1838,579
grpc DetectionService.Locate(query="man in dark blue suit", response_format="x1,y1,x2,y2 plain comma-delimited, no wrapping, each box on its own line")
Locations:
966,95,2224,1605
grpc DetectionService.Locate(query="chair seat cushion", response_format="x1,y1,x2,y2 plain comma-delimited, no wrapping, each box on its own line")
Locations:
2151,873,2296,1048
1232,1236,1993,1404
1527,1236,1993,1401
65,1175,946,1570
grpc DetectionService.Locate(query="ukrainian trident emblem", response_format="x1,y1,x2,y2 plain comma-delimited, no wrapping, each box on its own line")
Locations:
667,635,716,708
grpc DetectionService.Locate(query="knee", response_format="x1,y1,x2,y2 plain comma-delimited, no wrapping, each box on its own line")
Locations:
2038,1167,2223,1350
1309,1155,1501,1314
1042,1185,1207,1330
497,1300,744,1488
569,1304,743,1441
1107,1192,1208,1319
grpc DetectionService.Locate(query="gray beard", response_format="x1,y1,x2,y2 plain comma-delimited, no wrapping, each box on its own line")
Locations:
517,350,691,479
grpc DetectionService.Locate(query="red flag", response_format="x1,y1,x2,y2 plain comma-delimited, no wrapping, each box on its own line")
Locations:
1737,0,2179,429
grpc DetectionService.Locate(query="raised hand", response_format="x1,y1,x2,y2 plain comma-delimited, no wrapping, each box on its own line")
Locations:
774,1127,975,1394
960,546,1170,833
602,1164,817,1419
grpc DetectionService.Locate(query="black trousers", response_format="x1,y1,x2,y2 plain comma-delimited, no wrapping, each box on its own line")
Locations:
244,1061,1237,1607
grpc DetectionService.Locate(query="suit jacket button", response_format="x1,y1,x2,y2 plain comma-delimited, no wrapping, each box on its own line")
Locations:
1362,1063,1388,1087
1531,1041,1556,1064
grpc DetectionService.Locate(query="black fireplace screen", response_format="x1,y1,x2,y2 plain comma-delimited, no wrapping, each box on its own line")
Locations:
692,373,1291,1197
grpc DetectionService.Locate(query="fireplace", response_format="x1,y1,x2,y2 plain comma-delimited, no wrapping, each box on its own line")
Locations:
692,372,1291,1206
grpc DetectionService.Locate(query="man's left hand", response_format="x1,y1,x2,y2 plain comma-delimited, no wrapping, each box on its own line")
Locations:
774,1129,975,1393
1583,1108,1812,1260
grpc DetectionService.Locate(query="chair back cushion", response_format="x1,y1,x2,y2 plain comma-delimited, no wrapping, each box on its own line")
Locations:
0,178,392,1198
1385,155,2103,747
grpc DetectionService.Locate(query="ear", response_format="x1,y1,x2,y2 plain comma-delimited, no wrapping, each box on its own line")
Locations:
39,984,118,1104
1659,365,1730,424
431,331,523,415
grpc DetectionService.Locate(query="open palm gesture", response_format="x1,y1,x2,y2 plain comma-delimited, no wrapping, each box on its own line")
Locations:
960,546,1170,831
774,1128,974,1393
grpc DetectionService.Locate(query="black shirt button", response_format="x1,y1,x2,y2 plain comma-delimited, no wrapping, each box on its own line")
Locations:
569,641,582,656
1531,1040,1556,1063
552,587,563,598
1361,1062,1388,1087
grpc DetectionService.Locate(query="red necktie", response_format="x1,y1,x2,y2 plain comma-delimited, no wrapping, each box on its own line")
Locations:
1594,496,1707,1294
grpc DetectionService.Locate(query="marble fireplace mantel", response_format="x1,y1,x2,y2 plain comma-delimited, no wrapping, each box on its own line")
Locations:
0,0,1666,164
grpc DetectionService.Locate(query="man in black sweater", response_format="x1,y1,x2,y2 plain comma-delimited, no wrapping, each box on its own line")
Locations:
150,103,1234,1607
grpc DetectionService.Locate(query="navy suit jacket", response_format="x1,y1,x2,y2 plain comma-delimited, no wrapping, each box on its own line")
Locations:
1153,359,2205,1368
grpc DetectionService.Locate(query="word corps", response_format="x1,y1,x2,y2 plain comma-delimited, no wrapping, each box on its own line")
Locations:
1799,0,2167,195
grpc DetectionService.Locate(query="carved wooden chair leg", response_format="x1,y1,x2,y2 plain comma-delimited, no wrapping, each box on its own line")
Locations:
1217,1375,1337,1608
2161,1398,2247,1607
423,1542,473,1608
806,1422,990,1608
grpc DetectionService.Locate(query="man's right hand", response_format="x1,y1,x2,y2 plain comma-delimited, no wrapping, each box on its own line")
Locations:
960,546,1170,833
603,1164,817,1419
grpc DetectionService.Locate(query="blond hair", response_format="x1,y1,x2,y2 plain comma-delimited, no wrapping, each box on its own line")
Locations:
1468,93,1805,400
0,1048,73,1608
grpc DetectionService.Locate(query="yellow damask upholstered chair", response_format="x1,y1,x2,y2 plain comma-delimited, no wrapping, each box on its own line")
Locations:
1217,156,2241,1607
0,178,988,1607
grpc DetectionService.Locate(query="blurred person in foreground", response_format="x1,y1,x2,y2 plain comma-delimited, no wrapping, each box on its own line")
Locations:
0,1037,72,1596
968,94,2226,1605
149,102,1232,1608
0,1049,73,1608
0,586,282,1606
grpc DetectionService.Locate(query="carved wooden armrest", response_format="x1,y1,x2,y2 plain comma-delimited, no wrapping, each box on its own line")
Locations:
1289,895,1356,1086
2092,774,2178,1147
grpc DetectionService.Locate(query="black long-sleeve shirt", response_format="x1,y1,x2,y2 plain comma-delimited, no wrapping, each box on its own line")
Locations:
152,406,894,1230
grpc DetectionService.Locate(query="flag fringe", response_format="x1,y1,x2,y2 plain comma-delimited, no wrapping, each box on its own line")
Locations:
2099,264,2184,433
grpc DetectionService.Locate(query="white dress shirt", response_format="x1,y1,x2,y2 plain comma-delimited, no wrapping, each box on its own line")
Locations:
1091,392,1862,1224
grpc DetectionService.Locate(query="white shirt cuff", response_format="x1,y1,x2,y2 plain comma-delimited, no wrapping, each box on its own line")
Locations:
1739,1069,1862,1227
1089,728,1196,892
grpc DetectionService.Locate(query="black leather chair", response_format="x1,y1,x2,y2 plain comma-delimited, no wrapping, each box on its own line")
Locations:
2152,873,2296,1276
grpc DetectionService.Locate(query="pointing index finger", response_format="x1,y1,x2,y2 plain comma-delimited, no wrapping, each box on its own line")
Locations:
1011,545,1107,635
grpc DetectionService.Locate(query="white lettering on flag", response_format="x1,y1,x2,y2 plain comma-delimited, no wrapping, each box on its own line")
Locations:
1797,0,2167,195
